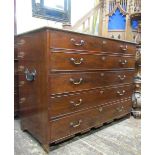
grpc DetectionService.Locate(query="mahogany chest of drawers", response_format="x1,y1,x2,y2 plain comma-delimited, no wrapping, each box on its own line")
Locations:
15,27,137,152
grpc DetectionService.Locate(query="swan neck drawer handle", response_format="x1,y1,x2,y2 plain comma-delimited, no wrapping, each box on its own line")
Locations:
119,59,127,65
117,90,126,96
120,45,128,51
70,99,83,106
70,38,85,46
70,58,84,65
118,75,126,80
70,120,82,128
70,78,83,85
116,106,124,112
98,107,103,112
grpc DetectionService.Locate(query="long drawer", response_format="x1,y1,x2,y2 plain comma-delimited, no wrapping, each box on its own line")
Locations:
49,30,136,55
50,52,135,71
49,84,133,118
50,99,132,142
49,71,134,94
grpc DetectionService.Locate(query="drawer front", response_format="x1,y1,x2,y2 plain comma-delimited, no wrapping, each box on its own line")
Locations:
50,99,132,142
49,71,134,94
50,53,135,71
50,30,136,55
49,84,133,118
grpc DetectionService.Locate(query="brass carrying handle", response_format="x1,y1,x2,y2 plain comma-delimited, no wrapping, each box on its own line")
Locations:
70,99,83,107
117,90,126,96
70,120,82,128
24,68,37,81
120,45,128,51
118,75,126,80
70,58,84,65
116,106,124,112
70,78,83,85
119,59,127,65
70,38,85,46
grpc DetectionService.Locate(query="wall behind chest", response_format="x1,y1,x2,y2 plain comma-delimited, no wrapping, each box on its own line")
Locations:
16,0,94,34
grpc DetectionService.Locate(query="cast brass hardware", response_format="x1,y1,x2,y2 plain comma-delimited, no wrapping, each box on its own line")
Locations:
116,106,124,112
101,56,106,61
70,58,84,65
24,68,37,81
119,59,127,65
70,120,82,128
70,78,83,85
100,90,104,94
70,99,83,107
118,75,126,80
100,73,105,77
98,107,103,112
117,90,126,96
70,38,85,46
120,45,128,51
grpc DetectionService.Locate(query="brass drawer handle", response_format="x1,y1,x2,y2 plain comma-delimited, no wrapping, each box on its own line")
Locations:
70,99,83,107
70,38,85,46
118,75,126,80
120,45,128,51
70,120,82,128
117,90,126,96
116,106,124,112
19,97,26,104
70,58,84,65
18,81,25,87
98,107,103,112
70,78,83,85
100,90,104,94
119,59,128,65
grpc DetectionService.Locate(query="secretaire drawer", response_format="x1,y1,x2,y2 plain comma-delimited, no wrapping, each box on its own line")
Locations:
50,99,132,142
49,30,136,55
49,71,134,94
49,84,133,118
50,53,135,71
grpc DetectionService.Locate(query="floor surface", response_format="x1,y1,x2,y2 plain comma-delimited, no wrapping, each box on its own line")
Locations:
14,116,141,155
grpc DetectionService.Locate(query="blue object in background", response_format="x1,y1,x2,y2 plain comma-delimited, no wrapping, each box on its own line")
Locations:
108,8,126,30
131,20,138,29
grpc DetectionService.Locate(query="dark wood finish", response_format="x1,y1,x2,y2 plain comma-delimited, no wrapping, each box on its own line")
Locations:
50,52,135,71
50,99,132,142
49,84,133,118
50,30,136,55
15,27,136,152
49,71,134,94
14,39,19,116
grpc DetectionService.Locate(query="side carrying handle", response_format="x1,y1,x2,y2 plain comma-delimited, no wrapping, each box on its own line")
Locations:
24,68,37,81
